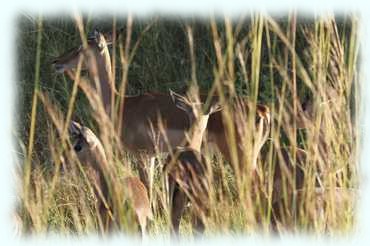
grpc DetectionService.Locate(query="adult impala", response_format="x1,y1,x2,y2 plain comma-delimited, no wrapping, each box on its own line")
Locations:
52,29,271,180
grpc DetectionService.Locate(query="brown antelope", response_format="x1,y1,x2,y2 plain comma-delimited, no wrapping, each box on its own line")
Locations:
164,89,222,236
52,29,270,186
68,121,153,237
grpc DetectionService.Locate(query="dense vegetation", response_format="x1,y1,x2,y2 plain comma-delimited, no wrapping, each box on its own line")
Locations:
15,13,359,238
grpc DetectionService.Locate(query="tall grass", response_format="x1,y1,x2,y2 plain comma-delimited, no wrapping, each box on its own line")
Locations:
15,13,359,237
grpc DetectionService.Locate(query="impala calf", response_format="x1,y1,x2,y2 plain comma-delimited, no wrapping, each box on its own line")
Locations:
164,89,222,236
68,121,152,237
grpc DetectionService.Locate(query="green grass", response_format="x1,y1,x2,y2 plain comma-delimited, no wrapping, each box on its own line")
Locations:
15,13,359,237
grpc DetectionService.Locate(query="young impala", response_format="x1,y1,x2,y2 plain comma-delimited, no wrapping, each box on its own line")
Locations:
68,121,153,237
164,89,222,236
52,29,271,187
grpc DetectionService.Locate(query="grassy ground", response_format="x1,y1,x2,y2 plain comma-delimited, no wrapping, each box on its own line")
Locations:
15,13,359,237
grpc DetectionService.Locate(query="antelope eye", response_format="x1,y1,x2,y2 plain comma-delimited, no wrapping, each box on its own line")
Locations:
74,143,82,152
73,137,84,152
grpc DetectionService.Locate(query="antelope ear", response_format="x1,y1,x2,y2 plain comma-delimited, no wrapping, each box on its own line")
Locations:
87,28,99,41
95,31,108,50
82,127,97,146
103,30,114,45
93,29,100,38
169,89,191,113
205,102,222,115
69,121,82,136
210,103,223,114
73,140,83,152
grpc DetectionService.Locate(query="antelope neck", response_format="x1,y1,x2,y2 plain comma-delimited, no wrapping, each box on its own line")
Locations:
89,45,114,114
186,115,209,152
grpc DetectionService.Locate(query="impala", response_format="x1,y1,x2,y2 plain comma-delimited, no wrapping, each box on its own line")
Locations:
68,121,153,237
164,89,222,236
52,29,271,185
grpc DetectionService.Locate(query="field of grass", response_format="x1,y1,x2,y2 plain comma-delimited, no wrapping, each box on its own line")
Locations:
15,12,359,238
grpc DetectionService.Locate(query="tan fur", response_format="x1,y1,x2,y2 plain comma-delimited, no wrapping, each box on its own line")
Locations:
123,176,153,236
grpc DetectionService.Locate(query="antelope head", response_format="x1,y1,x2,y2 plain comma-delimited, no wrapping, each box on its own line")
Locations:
68,120,107,169
52,29,110,74
53,29,114,114
169,89,222,151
